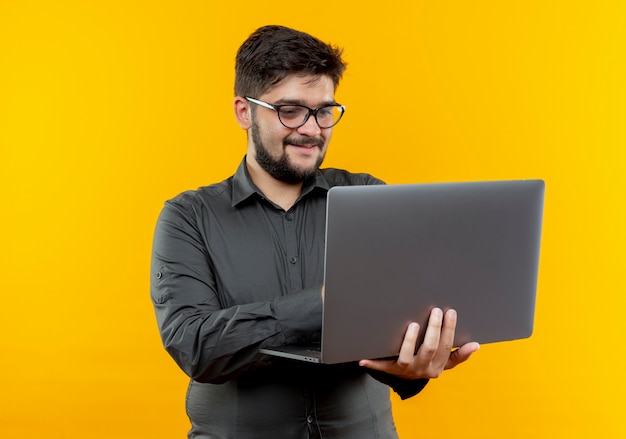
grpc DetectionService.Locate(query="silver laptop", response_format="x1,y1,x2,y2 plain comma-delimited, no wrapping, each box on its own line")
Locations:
260,179,545,364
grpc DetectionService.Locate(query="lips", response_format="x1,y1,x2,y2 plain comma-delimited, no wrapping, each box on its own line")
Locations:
284,137,324,150
287,144,319,157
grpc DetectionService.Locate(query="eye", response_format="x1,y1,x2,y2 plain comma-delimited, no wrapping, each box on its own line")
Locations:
318,107,334,117
279,106,306,120
317,106,340,122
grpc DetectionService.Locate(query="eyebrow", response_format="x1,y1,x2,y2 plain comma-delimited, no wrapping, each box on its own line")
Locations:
273,98,338,107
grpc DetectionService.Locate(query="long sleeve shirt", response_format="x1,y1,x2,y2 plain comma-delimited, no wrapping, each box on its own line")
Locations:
150,158,428,438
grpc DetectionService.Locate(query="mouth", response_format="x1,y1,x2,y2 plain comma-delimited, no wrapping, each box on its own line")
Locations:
288,143,317,149
286,143,319,157
284,138,324,151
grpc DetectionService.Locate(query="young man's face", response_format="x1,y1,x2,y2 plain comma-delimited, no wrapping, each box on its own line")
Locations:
248,74,337,183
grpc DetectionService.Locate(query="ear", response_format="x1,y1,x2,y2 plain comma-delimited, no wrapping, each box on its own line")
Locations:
234,96,252,130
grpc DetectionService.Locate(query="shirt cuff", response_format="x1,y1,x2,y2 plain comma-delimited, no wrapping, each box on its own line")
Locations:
367,370,429,400
272,286,323,345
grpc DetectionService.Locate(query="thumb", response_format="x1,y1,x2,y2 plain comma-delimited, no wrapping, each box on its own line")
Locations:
445,342,480,370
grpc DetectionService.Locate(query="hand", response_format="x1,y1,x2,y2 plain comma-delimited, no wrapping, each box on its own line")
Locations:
358,308,480,380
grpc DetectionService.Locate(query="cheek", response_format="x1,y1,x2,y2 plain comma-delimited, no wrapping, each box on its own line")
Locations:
262,122,291,144
322,130,333,149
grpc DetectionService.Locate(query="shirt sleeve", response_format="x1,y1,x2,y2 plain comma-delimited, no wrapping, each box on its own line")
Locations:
150,201,323,384
367,371,429,399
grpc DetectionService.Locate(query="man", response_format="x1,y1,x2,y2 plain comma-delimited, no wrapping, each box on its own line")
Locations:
151,25,480,438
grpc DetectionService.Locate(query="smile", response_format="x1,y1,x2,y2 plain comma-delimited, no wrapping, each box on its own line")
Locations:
284,138,324,150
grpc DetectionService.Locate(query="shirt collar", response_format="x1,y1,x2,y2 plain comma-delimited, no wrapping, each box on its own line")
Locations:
231,156,331,207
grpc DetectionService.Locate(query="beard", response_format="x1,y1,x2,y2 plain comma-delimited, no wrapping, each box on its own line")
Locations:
251,119,325,184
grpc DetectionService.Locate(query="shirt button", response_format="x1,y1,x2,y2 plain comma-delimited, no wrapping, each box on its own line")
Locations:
289,256,298,264
285,213,294,221
307,415,313,424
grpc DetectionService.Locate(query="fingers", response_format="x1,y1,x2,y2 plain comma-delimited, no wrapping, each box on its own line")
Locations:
416,308,445,359
361,321,421,375
358,357,396,373
432,309,458,367
446,342,481,370
397,322,420,366
412,308,455,372
360,307,478,379
439,308,457,353
398,307,448,367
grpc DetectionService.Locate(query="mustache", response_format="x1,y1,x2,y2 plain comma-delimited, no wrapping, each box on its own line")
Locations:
283,136,325,149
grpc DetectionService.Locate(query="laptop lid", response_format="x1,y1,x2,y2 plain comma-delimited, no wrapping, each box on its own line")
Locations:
318,179,545,364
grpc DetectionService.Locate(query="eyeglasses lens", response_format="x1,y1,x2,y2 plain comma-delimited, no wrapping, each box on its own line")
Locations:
278,105,343,129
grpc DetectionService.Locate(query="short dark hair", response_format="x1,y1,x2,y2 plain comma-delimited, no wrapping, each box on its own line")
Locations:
235,25,346,98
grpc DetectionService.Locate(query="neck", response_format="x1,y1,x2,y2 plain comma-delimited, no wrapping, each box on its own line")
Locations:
246,156,303,211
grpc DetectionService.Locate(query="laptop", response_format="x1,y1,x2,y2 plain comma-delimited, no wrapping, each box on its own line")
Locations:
260,179,545,364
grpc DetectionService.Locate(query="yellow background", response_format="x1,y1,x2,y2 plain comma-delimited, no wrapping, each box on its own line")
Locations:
1,1,624,437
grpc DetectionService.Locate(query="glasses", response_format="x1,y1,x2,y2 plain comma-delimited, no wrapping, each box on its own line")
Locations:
245,97,346,129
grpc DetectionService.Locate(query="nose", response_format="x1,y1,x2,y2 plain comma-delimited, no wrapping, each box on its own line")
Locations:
296,113,323,136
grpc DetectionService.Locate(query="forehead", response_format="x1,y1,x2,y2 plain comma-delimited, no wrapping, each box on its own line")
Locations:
260,74,335,105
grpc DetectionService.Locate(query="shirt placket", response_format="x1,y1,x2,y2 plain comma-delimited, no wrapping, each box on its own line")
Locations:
304,382,321,439
282,210,303,292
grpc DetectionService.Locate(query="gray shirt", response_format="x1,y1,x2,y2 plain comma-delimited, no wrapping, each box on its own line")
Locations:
151,158,428,438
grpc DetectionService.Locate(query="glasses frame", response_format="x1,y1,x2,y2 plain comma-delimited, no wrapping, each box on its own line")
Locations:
245,96,346,129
